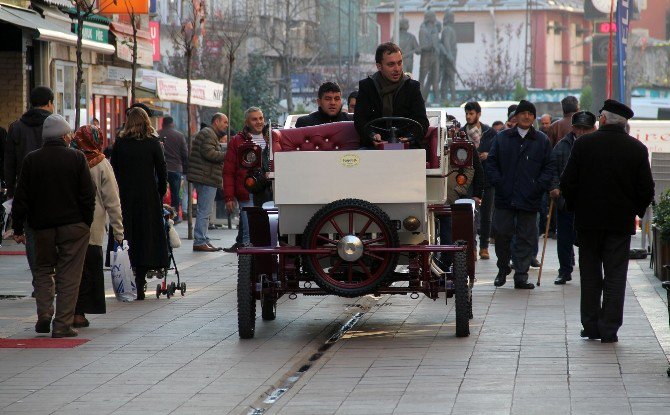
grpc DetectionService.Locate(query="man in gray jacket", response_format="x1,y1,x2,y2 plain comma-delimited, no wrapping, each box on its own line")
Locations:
158,117,188,222
187,113,228,252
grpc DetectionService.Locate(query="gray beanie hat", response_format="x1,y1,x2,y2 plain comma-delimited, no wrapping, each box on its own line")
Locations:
42,114,72,139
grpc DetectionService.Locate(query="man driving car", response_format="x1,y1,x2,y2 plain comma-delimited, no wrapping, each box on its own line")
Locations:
354,42,429,148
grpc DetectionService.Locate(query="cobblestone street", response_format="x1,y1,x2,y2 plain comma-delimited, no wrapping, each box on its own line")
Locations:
1,226,669,414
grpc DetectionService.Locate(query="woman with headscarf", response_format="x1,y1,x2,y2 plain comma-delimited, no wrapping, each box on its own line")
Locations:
71,125,124,328
111,107,168,300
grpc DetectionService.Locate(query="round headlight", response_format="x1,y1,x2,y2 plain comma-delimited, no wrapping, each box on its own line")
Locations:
243,150,257,165
403,216,421,232
456,148,468,162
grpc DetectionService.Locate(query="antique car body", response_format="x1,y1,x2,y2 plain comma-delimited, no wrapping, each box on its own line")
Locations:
236,110,476,339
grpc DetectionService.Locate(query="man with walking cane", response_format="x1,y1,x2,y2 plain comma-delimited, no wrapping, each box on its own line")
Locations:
548,111,597,285
560,100,654,343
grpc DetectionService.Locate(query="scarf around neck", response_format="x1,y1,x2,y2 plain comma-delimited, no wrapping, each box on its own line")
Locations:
73,125,105,168
371,72,408,117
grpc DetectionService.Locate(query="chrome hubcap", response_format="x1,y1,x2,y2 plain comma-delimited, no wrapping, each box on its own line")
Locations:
337,235,364,262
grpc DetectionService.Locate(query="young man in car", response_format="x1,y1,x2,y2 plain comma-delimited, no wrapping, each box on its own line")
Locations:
295,82,352,127
354,42,429,148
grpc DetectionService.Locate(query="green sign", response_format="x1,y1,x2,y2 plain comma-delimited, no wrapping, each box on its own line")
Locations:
73,24,109,44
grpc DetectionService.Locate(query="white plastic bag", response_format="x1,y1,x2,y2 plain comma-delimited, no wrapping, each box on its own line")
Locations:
110,240,137,302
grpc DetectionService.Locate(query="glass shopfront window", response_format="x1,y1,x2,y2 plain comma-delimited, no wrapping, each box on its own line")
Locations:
54,61,89,127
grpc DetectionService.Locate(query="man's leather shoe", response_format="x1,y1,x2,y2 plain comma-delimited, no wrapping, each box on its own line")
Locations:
72,315,89,328
514,282,535,289
479,248,490,260
206,243,223,251
193,244,219,252
554,275,572,285
52,327,78,338
601,335,618,343
530,258,541,268
494,274,507,287
580,329,600,340
35,318,51,334
223,243,241,253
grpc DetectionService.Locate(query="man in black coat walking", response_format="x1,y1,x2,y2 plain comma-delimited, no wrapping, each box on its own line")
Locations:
354,42,429,148
560,99,654,343
295,82,352,127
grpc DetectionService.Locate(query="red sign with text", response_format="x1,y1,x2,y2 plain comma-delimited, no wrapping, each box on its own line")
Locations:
149,21,160,62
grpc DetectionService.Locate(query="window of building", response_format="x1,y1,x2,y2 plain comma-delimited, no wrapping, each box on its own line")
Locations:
454,22,475,43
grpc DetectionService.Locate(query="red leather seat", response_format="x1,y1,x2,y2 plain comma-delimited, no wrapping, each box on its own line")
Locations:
272,122,360,153
271,121,440,169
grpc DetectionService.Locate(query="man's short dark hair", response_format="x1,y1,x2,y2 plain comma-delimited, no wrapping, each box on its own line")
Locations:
492,120,504,128
375,42,402,64
318,82,341,99
162,116,174,128
464,101,481,113
561,95,579,115
347,90,358,103
30,86,54,107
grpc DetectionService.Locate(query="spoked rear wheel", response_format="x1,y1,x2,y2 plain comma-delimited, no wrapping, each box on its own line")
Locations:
237,252,256,339
453,249,470,337
303,199,399,297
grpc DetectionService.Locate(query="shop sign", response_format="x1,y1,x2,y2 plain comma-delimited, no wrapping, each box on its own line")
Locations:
149,21,160,61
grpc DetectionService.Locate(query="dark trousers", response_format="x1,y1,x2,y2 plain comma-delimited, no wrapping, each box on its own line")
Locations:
34,223,90,331
75,245,106,315
556,210,576,277
578,230,631,339
167,171,182,213
438,215,453,268
479,186,495,249
494,209,537,283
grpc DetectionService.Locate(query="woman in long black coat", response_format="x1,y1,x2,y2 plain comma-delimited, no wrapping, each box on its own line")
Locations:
111,107,168,300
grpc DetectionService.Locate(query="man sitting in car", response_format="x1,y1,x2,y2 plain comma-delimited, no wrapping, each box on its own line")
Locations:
354,42,429,148
295,82,352,127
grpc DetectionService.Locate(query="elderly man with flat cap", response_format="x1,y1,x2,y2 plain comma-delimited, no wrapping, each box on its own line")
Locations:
560,99,654,343
485,100,554,290
549,111,597,285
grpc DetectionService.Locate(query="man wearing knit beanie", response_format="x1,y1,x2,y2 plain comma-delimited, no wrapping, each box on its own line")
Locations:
485,100,554,290
12,114,96,338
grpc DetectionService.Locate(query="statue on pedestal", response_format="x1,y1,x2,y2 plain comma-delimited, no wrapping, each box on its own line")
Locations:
440,11,458,104
418,11,440,103
398,18,419,76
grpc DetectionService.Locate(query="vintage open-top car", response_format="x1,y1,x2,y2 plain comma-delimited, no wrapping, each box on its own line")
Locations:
235,111,476,339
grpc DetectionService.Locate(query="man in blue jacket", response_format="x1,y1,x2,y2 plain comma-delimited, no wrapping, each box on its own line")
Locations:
485,100,554,289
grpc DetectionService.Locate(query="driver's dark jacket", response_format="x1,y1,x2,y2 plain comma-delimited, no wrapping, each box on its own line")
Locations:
485,126,554,213
295,107,352,127
354,75,429,148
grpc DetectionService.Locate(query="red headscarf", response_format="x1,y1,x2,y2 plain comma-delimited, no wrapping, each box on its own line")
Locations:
73,125,105,168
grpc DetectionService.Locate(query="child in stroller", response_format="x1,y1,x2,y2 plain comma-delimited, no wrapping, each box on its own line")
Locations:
149,204,186,298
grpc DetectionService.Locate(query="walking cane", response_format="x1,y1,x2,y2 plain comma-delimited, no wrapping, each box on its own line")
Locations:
537,198,555,287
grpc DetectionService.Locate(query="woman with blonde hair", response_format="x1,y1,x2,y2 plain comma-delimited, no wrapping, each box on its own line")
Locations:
111,107,168,299
71,125,124,327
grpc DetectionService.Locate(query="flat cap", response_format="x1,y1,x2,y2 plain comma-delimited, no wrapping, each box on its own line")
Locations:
600,99,634,120
514,100,537,117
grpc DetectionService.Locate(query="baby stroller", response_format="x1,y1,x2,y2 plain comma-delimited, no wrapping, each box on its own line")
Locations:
151,205,186,298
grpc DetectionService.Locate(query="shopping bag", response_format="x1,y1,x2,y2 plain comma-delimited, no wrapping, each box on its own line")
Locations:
167,219,181,248
110,240,137,302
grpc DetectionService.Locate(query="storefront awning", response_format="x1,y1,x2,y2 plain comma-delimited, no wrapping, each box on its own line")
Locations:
110,22,152,66
156,78,224,108
0,5,115,55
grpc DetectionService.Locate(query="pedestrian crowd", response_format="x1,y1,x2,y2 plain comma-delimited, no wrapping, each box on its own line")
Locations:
0,41,656,345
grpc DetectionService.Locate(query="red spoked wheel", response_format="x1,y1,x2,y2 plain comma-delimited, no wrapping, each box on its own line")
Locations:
302,199,399,297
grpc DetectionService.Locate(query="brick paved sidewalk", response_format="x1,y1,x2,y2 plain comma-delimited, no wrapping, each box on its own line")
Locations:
0,227,669,414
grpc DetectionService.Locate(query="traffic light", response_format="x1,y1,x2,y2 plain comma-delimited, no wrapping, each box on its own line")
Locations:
591,20,617,65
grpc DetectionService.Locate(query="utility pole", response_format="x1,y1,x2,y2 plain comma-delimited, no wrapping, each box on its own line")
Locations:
524,0,532,88
393,0,399,43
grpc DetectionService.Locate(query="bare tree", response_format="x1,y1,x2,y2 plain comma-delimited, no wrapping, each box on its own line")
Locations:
254,0,318,113
171,0,207,240
217,7,253,138
462,24,524,101
71,0,95,129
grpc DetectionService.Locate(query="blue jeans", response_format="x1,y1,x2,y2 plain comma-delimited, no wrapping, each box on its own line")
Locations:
235,197,253,245
556,210,576,277
193,183,217,246
167,172,182,214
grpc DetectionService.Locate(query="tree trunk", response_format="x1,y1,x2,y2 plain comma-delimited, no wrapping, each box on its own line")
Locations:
186,47,194,240
130,14,138,103
226,54,234,139
74,8,85,129
283,1,294,113
284,58,293,112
